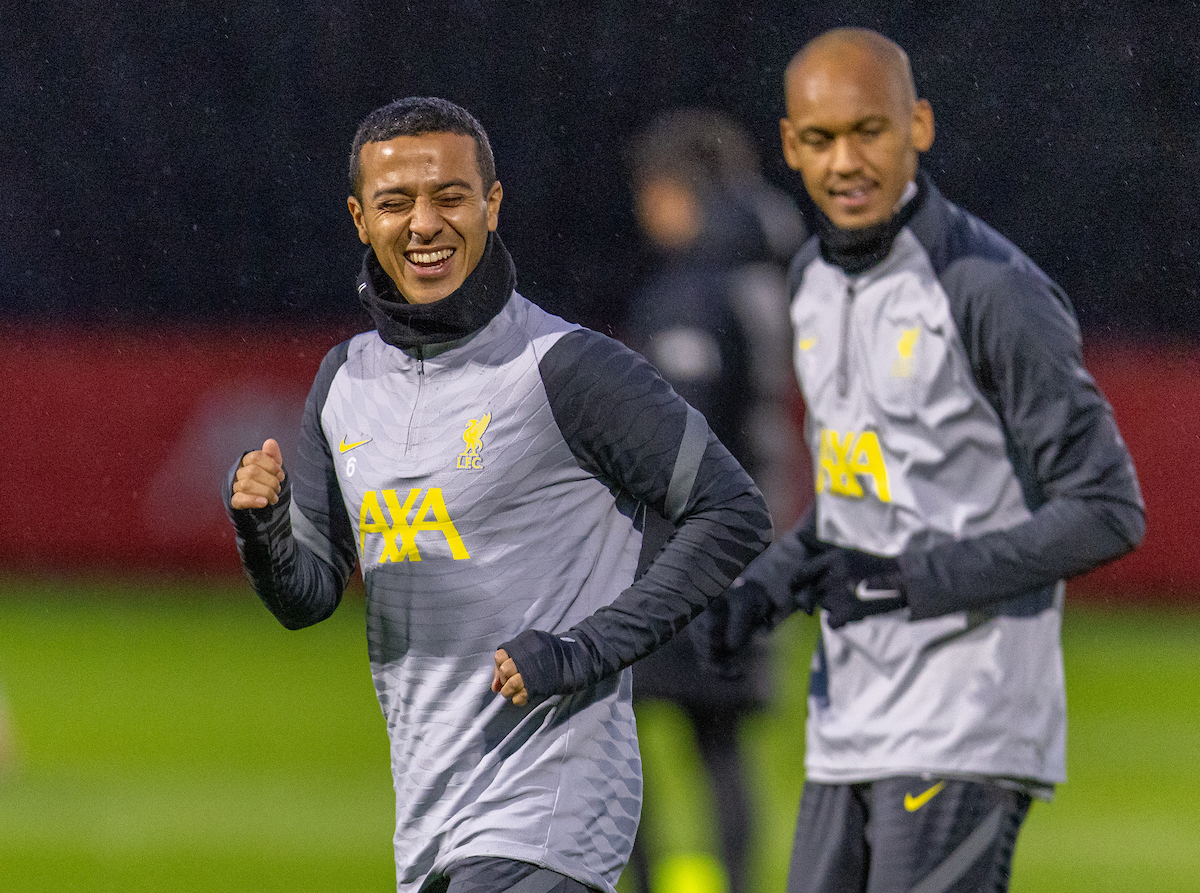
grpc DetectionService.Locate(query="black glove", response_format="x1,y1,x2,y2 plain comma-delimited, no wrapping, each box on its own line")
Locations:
691,594,743,679
696,570,818,678
790,543,907,629
694,579,766,678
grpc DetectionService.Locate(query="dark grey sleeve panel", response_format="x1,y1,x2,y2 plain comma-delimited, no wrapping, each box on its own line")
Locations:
223,471,343,629
902,229,1145,619
519,329,773,696
290,341,358,579
222,341,355,630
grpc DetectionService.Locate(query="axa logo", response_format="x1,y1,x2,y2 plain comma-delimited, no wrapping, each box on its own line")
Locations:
891,326,921,378
457,412,491,470
359,488,470,562
816,428,892,502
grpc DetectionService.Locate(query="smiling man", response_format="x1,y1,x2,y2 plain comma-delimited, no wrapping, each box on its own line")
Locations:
701,28,1144,893
347,129,502,305
224,97,771,893
779,30,933,233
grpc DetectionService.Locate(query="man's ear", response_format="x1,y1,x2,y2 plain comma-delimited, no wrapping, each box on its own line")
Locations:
780,118,803,171
911,99,935,153
347,195,371,245
486,180,503,232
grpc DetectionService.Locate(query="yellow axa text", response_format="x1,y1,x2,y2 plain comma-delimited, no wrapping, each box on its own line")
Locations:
816,429,892,502
359,488,470,562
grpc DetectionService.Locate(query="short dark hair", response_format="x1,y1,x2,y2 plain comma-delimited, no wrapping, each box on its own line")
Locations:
629,108,760,197
348,97,496,198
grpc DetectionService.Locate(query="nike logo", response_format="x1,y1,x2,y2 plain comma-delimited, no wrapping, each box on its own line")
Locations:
856,580,901,601
799,336,818,351
904,781,946,812
338,436,372,453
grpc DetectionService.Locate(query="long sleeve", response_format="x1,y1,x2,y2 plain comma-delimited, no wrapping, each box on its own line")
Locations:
900,253,1145,618
223,343,358,630
501,330,773,696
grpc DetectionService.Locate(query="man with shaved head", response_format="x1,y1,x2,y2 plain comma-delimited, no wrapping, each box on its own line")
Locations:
703,28,1144,892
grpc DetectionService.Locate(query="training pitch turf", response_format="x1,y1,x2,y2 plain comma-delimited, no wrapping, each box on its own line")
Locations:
0,577,1196,892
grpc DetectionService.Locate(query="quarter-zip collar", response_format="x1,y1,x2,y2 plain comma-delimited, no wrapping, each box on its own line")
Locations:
814,171,929,276
357,231,517,351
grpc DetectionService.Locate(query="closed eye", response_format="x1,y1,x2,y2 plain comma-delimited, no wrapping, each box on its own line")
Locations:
376,197,414,213
855,119,888,140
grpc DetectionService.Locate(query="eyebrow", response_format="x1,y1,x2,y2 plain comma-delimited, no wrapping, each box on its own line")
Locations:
370,179,476,201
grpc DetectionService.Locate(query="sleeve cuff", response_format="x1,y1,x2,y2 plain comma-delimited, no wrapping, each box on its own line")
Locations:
498,629,570,700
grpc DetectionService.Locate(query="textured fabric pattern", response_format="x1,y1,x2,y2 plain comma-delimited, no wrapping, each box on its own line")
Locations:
226,289,771,893
433,857,597,893
324,297,639,891
786,175,1143,786
787,778,1031,893
536,331,774,686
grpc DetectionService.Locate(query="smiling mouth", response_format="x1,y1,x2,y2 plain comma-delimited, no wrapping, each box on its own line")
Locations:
831,183,874,205
406,248,455,267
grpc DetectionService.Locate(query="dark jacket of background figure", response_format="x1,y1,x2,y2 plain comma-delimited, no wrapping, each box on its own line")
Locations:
625,184,803,710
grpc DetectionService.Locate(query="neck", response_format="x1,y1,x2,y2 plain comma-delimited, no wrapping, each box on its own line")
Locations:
357,231,517,349
815,174,926,275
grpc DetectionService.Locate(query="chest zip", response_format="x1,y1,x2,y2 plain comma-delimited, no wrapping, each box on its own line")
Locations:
405,345,426,455
837,281,855,399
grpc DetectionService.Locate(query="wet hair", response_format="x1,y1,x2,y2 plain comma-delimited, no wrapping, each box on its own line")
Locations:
628,108,761,197
348,97,496,198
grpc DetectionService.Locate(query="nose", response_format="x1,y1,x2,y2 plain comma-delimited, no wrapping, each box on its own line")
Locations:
409,197,442,242
829,135,863,175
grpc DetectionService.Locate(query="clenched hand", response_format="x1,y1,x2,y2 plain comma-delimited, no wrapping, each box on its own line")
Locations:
231,439,285,510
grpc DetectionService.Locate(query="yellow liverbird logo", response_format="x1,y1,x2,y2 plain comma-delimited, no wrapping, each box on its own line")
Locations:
457,412,492,470
891,326,921,378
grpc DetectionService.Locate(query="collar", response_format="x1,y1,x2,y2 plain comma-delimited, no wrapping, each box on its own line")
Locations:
814,172,929,275
357,231,517,350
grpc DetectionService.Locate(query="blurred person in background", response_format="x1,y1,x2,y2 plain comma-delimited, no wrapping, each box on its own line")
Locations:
619,108,806,893
702,28,1144,893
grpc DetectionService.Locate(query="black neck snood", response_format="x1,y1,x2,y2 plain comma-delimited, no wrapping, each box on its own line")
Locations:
815,173,928,276
357,231,517,350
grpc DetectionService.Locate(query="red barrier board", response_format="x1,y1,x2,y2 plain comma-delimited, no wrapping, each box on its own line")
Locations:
1,328,1196,598
0,325,352,576
1076,341,1200,596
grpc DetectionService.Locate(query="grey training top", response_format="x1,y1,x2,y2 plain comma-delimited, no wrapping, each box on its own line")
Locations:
783,176,1143,787
226,290,771,892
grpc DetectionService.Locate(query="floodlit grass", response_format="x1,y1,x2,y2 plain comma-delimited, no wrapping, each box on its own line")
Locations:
0,577,395,893
0,578,1197,892
1014,607,1200,892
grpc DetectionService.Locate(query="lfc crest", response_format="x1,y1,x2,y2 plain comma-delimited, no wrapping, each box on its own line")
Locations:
457,412,491,470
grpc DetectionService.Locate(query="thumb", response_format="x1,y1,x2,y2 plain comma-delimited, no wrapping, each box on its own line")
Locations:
262,438,283,466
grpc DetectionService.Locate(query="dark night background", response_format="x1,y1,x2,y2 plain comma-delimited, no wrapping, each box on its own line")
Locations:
3,1,1198,339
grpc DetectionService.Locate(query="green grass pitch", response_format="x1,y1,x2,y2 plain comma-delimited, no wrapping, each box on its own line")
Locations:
0,577,1196,892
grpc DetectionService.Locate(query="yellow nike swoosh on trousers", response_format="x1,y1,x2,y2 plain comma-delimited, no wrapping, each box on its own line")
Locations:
338,437,372,453
904,781,946,812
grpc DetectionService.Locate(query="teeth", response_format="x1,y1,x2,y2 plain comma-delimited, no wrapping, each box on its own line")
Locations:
407,248,453,264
